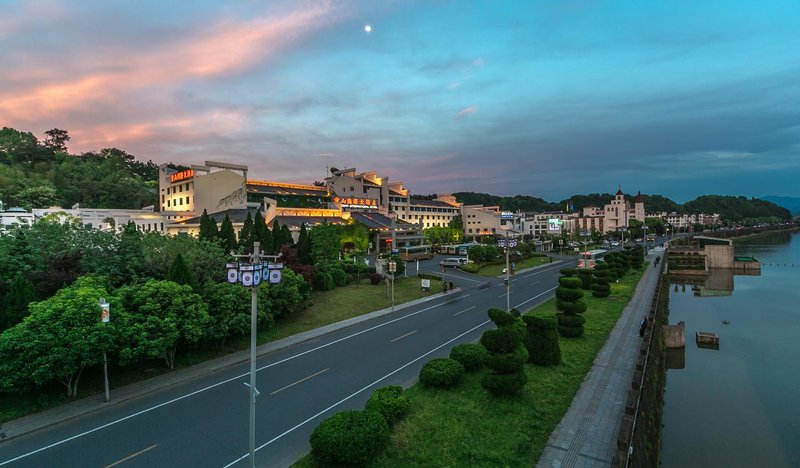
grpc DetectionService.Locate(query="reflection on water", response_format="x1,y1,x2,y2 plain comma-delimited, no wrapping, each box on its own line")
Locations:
661,230,800,468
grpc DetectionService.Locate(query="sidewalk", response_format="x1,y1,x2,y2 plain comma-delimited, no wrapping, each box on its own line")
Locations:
537,248,665,468
0,288,459,442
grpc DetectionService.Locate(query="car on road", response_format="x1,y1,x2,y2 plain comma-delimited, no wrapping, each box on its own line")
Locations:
610,241,620,247
440,258,467,268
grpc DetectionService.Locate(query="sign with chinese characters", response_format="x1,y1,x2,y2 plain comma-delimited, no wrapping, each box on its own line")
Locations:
547,218,563,234
500,211,514,220
170,169,194,183
421,279,431,289
332,196,378,209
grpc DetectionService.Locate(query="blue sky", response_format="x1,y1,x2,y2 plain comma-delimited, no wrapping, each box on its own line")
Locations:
1,0,798,202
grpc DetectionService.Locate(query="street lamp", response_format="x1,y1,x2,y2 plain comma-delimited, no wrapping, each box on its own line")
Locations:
388,259,396,310
497,232,518,312
99,298,111,403
226,241,283,468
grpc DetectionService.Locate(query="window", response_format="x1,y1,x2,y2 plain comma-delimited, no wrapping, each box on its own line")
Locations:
161,195,165,203
167,200,171,207
179,198,183,206
166,188,170,194
186,196,190,204
179,185,183,192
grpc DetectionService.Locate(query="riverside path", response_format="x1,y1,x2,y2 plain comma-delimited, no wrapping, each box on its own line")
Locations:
537,247,665,468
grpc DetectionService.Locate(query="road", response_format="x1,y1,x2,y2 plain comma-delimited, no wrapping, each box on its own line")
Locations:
0,257,575,468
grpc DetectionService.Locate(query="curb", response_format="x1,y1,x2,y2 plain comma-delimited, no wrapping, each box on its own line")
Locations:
0,288,458,442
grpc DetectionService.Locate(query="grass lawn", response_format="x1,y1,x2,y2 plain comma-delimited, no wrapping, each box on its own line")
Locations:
0,277,434,425
470,255,552,277
295,266,646,467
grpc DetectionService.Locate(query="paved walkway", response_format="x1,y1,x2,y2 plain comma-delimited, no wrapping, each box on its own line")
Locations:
537,248,665,468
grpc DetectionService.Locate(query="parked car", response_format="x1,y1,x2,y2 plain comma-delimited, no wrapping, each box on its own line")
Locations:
440,258,467,268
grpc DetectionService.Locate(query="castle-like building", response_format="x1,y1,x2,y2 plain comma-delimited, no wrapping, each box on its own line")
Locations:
573,187,645,234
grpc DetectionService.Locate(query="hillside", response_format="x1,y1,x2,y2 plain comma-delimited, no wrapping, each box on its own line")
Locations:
0,127,158,210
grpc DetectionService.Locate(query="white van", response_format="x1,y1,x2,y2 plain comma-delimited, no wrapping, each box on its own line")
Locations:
440,258,467,268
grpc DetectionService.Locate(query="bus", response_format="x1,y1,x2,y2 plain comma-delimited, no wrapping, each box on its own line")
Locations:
441,242,480,256
577,249,608,269
399,245,434,261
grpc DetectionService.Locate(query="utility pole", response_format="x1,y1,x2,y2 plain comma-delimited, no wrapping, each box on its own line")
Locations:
389,260,396,310
498,232,517,312
99,298,111,403
226,241,283,468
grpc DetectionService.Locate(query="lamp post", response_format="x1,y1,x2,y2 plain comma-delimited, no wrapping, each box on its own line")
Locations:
226,241,283,468
498,233,517,312
388,260,396,310
99,298,111,403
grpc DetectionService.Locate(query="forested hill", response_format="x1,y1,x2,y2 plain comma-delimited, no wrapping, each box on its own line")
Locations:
453,191,791,221
0,127,159,210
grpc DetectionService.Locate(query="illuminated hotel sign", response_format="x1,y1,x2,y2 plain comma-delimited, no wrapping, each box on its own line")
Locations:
548,218,563,233
332,196,378,209
170,169,194,183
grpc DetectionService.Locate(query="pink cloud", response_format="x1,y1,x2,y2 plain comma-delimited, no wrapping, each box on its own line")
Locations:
456,105,479,119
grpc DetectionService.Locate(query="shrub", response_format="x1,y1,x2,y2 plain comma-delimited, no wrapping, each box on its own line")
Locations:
449,343,488,372
330,268,347,287
558,324,585,338
461,263,480,273
556,269,587,338
480,328,523,354
365,386,410,425
557,314,586,327
483,346,529,374
576,268,594,289
559,268,577,276
555,286,584,301
369,273,384,285
310,410,389,466
488,307,517,327
555,299,587,314
522,314,561,366
312,271,335,291
481,371,527,396
419,358,464,388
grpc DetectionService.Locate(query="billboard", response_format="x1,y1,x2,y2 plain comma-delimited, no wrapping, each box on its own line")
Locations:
547,218,563,234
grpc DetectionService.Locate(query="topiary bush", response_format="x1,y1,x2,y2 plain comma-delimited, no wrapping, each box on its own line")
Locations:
576,268,594,290
330,267,348,287
480,308,528,396
556,270,587,338
369,272,384,285
310,409,389,466
559,268,577,277
592,265,612,298
522,314,561,366
365,385,410,425
419,358,464,388
449,343,488,372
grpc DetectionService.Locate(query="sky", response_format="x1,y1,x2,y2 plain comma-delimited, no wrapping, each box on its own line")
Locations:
1,0,799,203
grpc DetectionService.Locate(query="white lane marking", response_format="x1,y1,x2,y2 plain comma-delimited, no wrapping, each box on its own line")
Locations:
453,306,476,316
103,444,157,468
497,292,510,298
440,273,485,284
270,369,329,396
529,281,540,286
0,294,470,466
514,286,558,310
390,330,418,343
222,320,493,468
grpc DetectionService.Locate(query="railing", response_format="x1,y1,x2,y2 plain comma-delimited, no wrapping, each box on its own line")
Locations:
613,251,669,468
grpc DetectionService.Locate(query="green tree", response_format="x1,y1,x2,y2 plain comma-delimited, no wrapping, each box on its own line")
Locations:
0,276,117,397
117,280,211,369
239,212,254,250
198,209,218,242
645,217,666,236
15,185,61,210
0,274,37,332
167,253,198,290
218,214,237,253
311,223,341,263
43,128,70,153
628,219,644,239
252,211,272,253
258,268,310,320
555,272,587,338
480,308,528,396
297,223,313,265
202,282,271,347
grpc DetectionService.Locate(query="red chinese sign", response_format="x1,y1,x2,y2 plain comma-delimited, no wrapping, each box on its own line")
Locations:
170,169,194,183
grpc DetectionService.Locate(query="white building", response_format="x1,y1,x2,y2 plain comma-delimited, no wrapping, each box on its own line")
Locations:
462,205,502,241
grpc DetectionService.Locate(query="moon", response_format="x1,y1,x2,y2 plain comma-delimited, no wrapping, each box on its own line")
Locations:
364,24,372,33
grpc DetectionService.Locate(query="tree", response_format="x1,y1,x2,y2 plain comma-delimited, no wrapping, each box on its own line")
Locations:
252,211,272,253
43,128,70,153
480,308,528,396
555,271,587,338
592,263,613,298
628,219,644,239
238,212,254,250
645,217,666,236
258,268,311,320
198,209,218,242
448,214,463,231
0,273,36,332
0,276,117,397
167,253,198,290
15,185,61,210
311,223,341,264
202,282,271,347
522,314,561,366
296,223,313,265
218,214,237,254
117,280,211,369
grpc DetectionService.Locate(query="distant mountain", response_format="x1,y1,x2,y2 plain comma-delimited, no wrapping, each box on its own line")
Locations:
760,196,800,215
453,192,559,213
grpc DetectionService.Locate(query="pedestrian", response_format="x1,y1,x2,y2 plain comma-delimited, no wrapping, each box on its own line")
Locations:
443,281,448,293
639,316,648,337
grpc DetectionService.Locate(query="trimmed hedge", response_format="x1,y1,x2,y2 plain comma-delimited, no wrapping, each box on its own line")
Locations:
555,299,587,314
558,276,583,289
522,314,561,366
559,268,577,276
576,268,594,290
419,358,464,388
556,269,587,338
449,343,488,372
310,410,389,466
365,386,410,425
481,308,528,396
488,307,517,327
483,346,529,374
481,371,527,396
480,327,524,353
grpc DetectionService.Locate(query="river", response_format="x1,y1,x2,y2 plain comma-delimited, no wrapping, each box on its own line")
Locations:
661,230,800,467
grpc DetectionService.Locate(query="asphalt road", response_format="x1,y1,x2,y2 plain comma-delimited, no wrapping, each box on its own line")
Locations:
0,257,575,468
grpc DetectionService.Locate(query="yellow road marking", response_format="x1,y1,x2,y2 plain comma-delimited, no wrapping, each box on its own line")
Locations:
270,368,329,395
390,330,418,343
104,444,157,468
